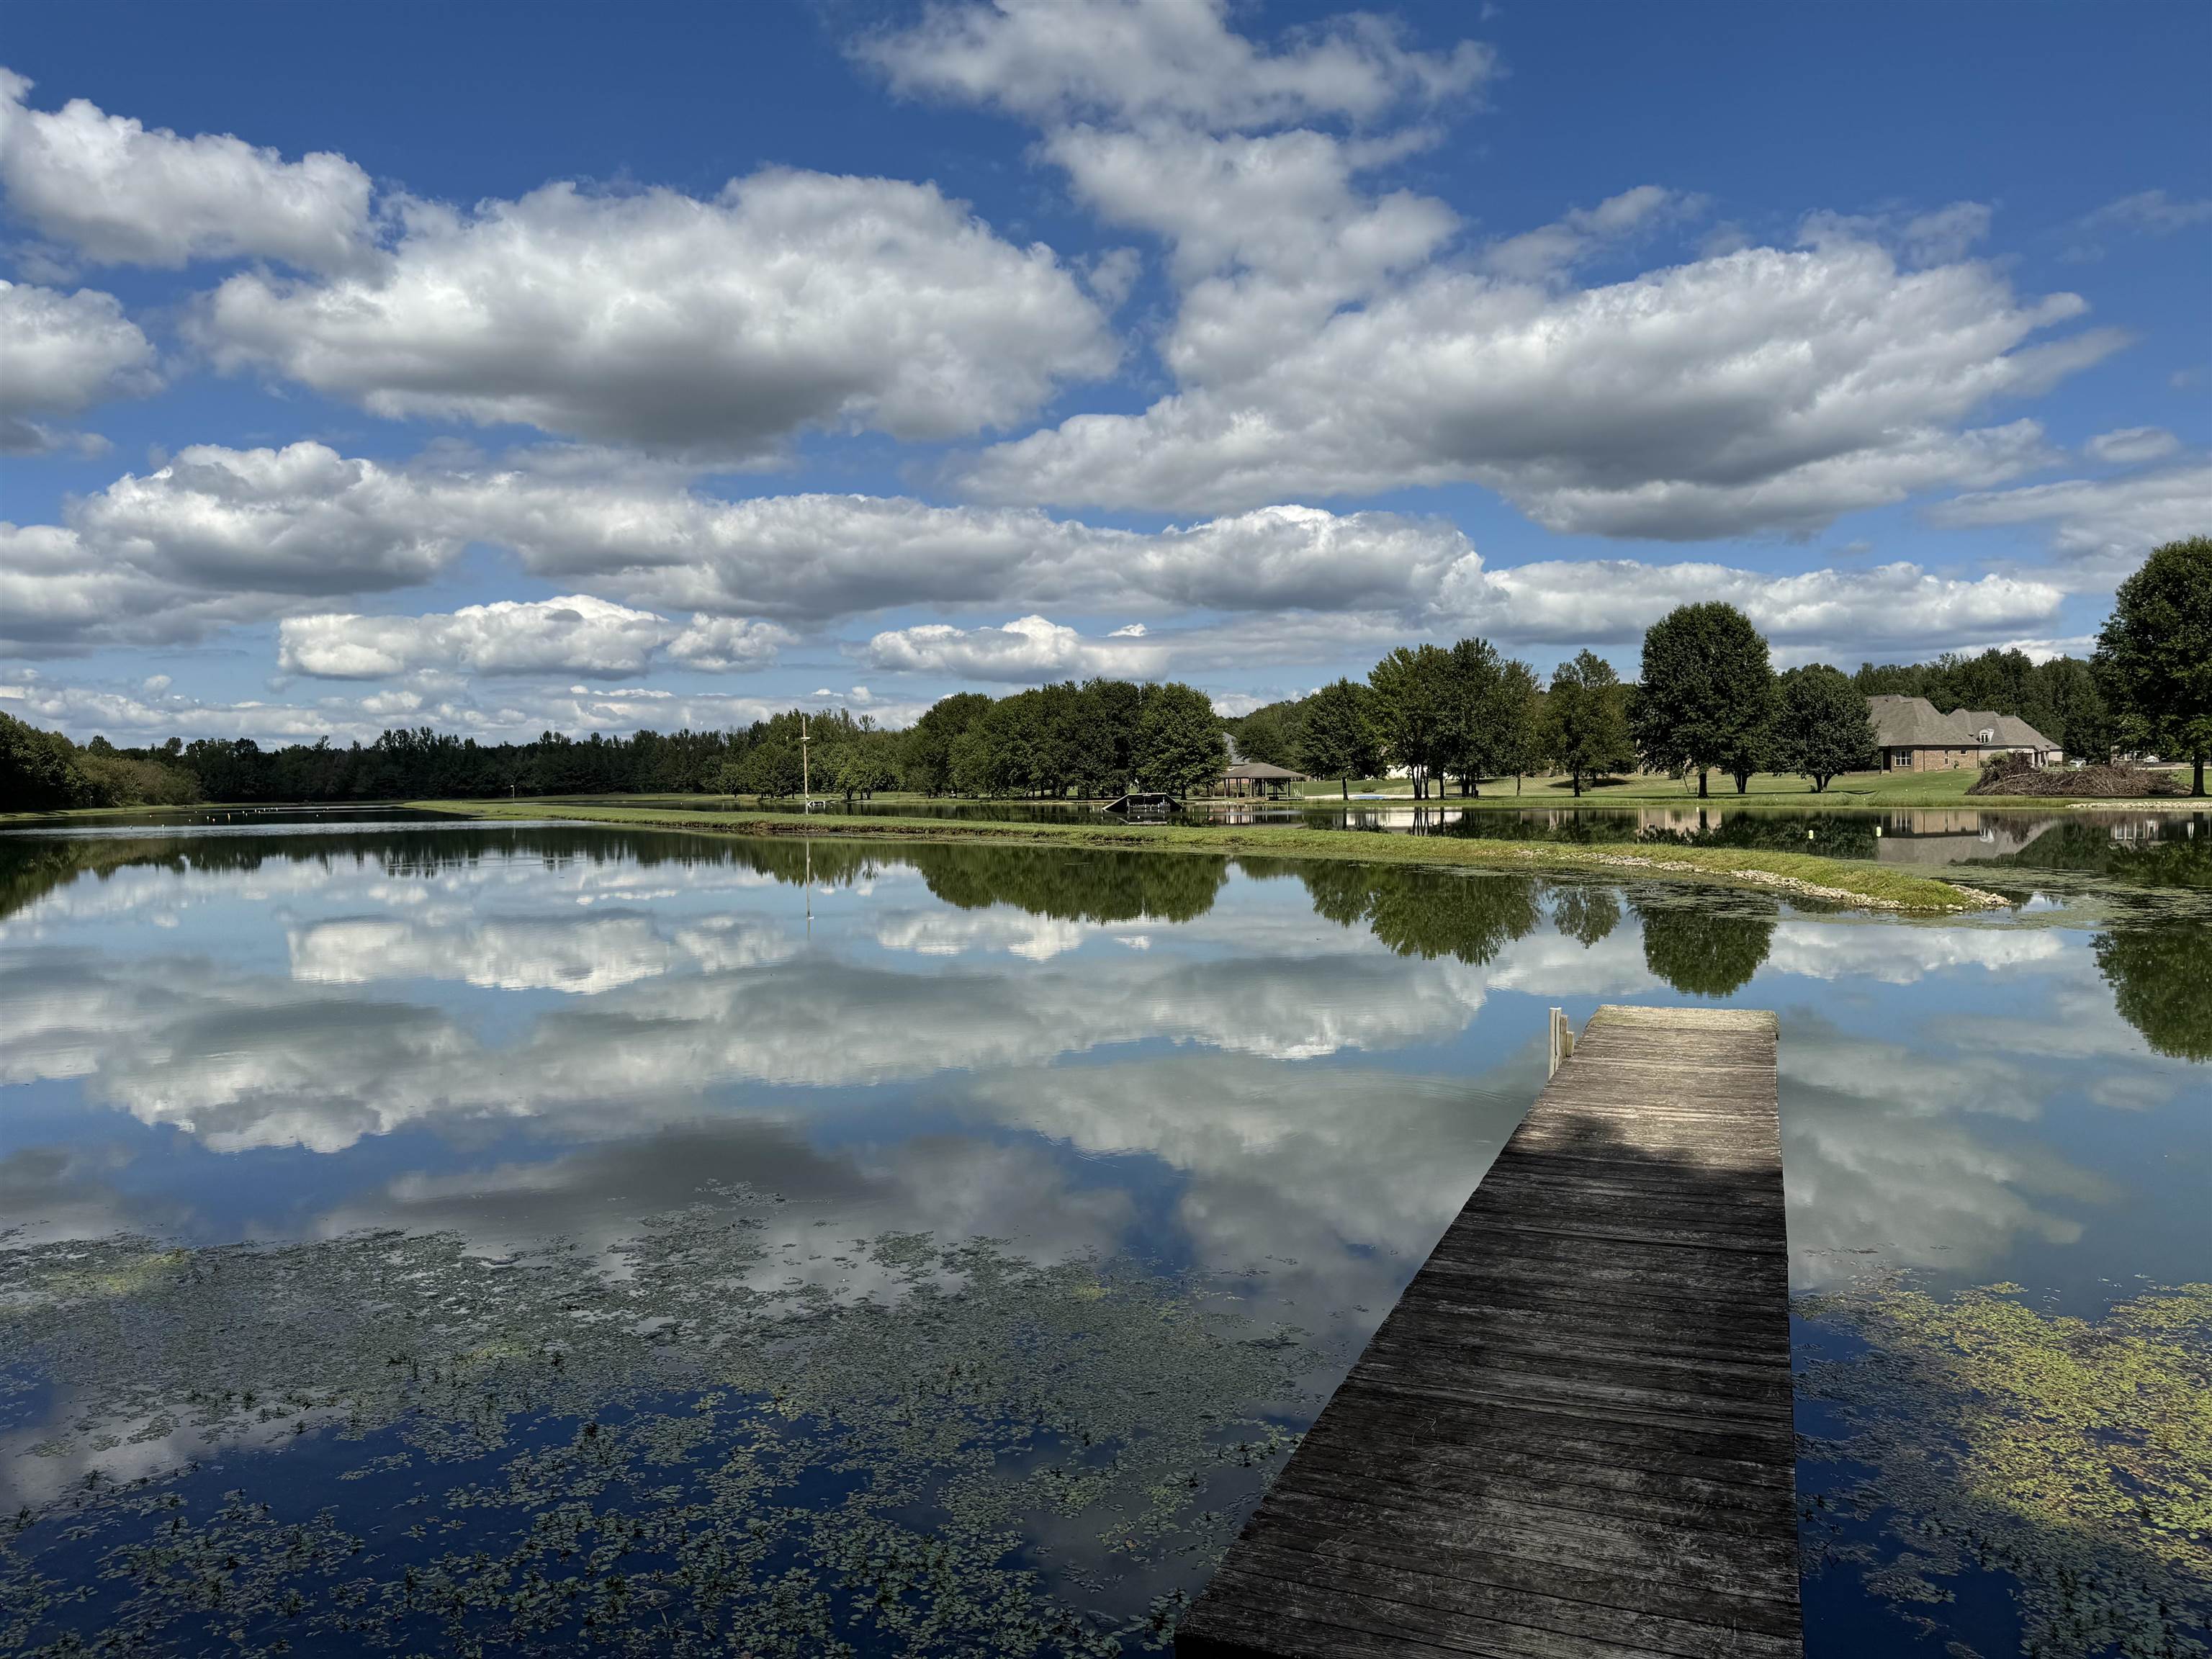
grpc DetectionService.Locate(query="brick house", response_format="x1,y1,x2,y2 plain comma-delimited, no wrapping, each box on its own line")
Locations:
1866,695,2060,772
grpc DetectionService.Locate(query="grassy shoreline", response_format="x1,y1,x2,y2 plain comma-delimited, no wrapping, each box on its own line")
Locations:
1278,767,2198,809
8,765,2198,827
405,797,2008,912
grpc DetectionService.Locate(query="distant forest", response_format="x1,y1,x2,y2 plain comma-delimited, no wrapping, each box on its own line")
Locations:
0,644,2115,812
0,680,1227,811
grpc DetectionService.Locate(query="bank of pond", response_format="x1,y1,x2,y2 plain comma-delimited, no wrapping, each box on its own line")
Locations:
0,820,2204,1657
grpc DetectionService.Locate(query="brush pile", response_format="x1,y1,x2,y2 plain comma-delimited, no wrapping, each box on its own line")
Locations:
1969,753,2183,797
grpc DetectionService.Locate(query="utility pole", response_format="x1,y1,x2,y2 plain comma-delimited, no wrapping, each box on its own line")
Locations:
801,712,811,811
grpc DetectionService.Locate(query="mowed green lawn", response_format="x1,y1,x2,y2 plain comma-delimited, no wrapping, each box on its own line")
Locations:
509,763,2177,817
1290,766,2176,808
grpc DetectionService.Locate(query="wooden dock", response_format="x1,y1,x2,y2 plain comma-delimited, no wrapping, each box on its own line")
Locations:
1178,1004,1799,1659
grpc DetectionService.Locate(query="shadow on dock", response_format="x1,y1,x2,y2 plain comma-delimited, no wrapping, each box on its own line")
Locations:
1177,1004,1800,1659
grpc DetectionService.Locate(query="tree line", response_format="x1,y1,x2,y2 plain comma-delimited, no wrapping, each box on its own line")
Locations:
0,681,1232,812
1234,536,2209,799
5,537,2204,811
1230,619,1876,800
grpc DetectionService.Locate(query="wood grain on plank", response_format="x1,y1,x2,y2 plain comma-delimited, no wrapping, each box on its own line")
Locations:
1177,1004,1799,1659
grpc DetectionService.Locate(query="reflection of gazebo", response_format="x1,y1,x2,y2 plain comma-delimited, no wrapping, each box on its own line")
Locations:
1214,761,1308,799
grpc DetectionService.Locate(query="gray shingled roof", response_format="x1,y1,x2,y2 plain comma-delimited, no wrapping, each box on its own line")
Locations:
1866,696,2058,753
1956,710,2059,750
1220,761,1308,781
1991,713,2058,751
1866,695,1969,747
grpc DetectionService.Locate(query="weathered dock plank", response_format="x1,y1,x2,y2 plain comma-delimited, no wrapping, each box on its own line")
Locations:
1178,1004,1798,1659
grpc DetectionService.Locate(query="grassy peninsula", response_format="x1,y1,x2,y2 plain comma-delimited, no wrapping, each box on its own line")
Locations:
406,797,2008,912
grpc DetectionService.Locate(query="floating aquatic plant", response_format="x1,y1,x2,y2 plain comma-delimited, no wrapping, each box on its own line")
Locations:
1796,1280,2212,1658
0,1199,1317,1656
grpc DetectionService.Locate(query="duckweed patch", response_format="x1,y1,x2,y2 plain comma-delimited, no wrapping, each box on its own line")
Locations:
0,1200,1318,1655
1795,1280,2212,1658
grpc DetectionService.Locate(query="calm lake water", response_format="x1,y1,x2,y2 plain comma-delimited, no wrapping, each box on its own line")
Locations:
1,824,2204,1657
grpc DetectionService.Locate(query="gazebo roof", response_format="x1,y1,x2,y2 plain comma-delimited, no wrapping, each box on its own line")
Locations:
1220,761,1308,781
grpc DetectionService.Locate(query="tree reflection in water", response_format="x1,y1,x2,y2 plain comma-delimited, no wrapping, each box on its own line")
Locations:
918,845,1228,925
1974,812,2212,890
1549,885,1623,948
1632,894,1778,996
1298,863,1542,965
9,821,2202,1060
2095,920,2212,1061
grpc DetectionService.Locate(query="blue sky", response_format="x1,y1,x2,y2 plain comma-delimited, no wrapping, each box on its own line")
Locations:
2,0,2206,742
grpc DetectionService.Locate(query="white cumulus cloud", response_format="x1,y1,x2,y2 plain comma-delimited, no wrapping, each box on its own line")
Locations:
0,67,374,270
3,439,1490,652
4,439,2093,670
1930,460,2212,572
1439,557,2064,651
960,239,2114,536
873,4,2121,539
195,169,1118,459
1478,184,1702,282
276,595,790,680
2,443,470,652
864,614,1168,682
860,0,1493,131
0,279,160,451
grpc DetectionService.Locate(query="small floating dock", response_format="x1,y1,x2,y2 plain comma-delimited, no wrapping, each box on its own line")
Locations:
1179,1004,1799,1659
1102,791,1179,815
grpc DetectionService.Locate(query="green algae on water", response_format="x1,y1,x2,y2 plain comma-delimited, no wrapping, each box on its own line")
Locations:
0,1200,1319,1656
1796,1280,2212,1658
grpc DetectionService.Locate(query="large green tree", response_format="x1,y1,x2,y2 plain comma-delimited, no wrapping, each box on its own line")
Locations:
2096,536,2212,796
1439,636,1521,796
830,733,902,804
743,732,804,798
903,693,993,795
1,712,102,810
1493,660,1545,794
1542,650,1635,796
1773,664,1877,791
1632,603,1776,799
1133,681,1226,798
1367,644,1453,799
1072,677,1143,797
1297,679,1382,798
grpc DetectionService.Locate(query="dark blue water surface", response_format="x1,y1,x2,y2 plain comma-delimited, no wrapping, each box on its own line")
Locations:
1,824,2204,1657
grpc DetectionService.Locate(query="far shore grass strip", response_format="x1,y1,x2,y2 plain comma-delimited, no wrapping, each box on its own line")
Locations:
406,798,2008,913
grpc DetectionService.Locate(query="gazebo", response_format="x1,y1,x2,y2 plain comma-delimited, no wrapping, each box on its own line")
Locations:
1214,761,1309,799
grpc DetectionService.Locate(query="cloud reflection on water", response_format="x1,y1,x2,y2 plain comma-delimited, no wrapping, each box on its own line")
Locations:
0,826,2198,1307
